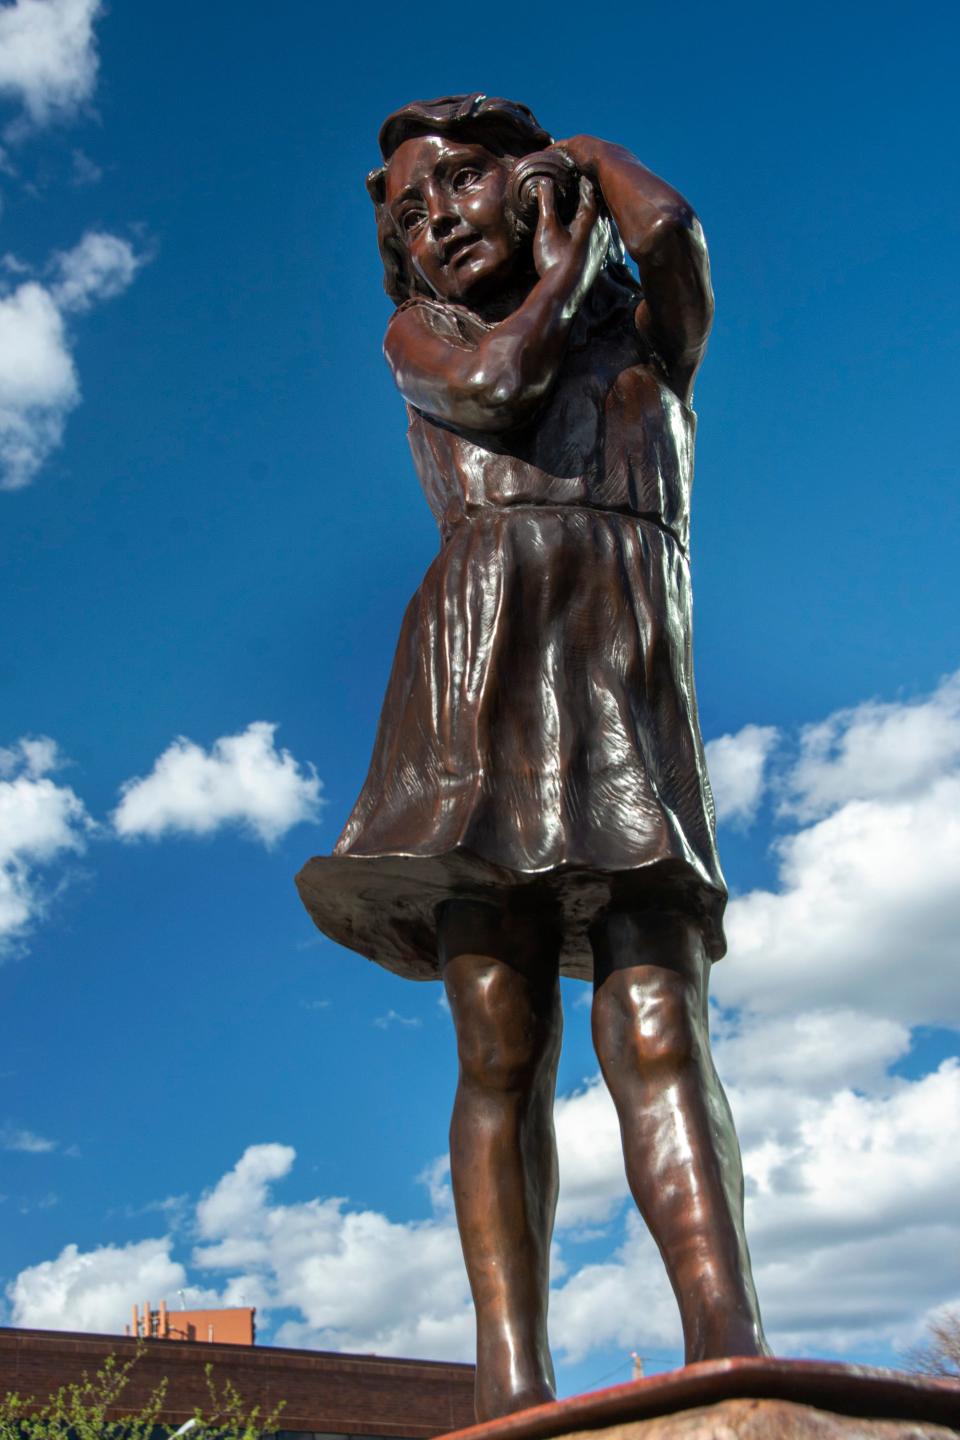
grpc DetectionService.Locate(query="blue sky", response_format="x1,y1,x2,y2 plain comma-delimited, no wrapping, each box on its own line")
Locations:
0,0,958,1400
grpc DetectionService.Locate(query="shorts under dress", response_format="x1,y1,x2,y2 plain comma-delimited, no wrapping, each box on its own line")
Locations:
296,271,726,981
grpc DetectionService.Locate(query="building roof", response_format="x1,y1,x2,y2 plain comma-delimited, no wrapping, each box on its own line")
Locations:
0,1325,476,1436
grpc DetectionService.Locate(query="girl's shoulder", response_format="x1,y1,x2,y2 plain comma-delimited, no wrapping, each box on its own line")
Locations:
389,296,490,349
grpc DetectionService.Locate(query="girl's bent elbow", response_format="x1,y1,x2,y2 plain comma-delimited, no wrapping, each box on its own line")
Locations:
458,367,531,429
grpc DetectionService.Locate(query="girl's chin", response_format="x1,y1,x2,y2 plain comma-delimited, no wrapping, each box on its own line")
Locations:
450,263,527,306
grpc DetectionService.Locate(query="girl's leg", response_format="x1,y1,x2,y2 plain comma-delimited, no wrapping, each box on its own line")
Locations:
439,898,562,1421
590,907,769,1361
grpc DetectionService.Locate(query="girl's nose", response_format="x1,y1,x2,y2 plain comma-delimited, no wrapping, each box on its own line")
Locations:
428,200,459,242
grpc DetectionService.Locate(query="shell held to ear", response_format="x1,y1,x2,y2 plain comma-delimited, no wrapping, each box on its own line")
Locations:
506,149,581,229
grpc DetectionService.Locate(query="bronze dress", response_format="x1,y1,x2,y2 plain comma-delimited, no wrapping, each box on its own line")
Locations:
297,270,726,980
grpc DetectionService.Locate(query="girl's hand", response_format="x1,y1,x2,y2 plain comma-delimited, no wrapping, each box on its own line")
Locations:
533,175,609,293
552,134,606,177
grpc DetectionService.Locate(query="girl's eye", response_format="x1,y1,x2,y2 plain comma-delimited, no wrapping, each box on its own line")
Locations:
452,168,481,191
401,210,426,232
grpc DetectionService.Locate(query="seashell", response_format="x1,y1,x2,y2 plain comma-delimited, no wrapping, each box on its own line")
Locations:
506,149,580,227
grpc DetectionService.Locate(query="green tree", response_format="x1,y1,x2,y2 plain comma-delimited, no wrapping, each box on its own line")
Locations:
0,1346,284,1438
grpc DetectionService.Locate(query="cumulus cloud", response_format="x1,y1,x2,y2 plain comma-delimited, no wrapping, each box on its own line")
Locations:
712,1008,910,1099
741,1062,960,1355
15,1047,958,1359
8,1236,197,1334
744,1062,960,1248
0,0,103,133
0,280,75,488
549,1066,960,1361
192,1144,473,1360
195,1143,296,1251
112,723,323,847
781,672,960,821
707,672,960,1025
550,1056,960,1360
8,677,959,1367
550,1212,681,1362
716,776,960,1026
553,1077,625,1231
8,1045,960,1361
0,231,142,489
0,735,93,955
705,723,779,826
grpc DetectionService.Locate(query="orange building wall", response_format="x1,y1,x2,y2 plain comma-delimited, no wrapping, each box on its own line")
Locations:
130,1302,255,1345
160,1308,255,1344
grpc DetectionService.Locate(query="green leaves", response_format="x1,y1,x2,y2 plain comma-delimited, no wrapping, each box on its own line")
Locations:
0,1344,284,1438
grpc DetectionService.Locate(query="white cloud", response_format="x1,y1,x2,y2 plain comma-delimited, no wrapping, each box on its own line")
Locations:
0,735,93,954
0,280,75,488
0,1124,57,1153
549,1053,960,1362
782,672,960,822
744,1062,960,1247
0,735,61,779
195,1143,296,1249
712,672,960,1026
50,231,141,313
112,723,323,847
191,1144,473,1361
373,1009,422,1030
716,774,960,1024
7,677,960,1369
705,723,779,826
8,1236,201,1334
0,232,142,489
743,1064,960,1355
8,1039,960,1365
550,1212,680,1362
553,1077,624,1230
0,0,103,132
712,1007,911,1100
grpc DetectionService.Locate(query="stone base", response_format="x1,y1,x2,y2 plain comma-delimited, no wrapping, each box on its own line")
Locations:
441,1359,960,1440
562,1396,957,1438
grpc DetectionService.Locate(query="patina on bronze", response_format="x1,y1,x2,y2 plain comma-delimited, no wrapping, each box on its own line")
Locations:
297,93,769,1421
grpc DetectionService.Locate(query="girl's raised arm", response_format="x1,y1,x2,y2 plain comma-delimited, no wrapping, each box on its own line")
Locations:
558,137,713,403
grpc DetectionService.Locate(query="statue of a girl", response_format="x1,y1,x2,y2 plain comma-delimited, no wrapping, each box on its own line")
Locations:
297,93,768,1421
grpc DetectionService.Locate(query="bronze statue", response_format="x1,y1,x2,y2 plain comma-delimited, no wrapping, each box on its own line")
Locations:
297,93,768,1421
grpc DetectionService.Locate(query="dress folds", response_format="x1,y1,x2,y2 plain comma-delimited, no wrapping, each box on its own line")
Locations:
297,274,726,980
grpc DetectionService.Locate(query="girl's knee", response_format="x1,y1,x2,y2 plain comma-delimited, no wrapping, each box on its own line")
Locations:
447,960,560,1093
593,966,701,1077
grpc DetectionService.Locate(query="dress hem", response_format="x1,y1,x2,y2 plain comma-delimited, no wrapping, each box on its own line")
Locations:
295,845,727,982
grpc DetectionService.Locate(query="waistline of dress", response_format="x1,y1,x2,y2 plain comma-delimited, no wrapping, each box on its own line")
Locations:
440,502,687,551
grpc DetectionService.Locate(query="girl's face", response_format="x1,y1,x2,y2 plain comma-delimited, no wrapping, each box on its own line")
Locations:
385,135,526,305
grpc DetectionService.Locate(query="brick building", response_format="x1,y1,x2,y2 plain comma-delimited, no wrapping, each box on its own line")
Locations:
0,1325,475,1437
129,1301,257,1346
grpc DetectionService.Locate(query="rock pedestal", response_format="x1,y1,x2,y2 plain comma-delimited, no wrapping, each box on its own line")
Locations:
441,1359,960,1440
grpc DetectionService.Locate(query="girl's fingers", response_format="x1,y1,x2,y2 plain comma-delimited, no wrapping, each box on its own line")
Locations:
571,176,598,235
534,176,558,223
579,175,598,215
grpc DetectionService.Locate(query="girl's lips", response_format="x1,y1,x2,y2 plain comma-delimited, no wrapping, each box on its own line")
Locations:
444,235,481,267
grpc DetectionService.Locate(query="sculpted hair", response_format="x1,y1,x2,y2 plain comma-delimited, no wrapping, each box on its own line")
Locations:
367,94,552,305
367,93,640,307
